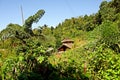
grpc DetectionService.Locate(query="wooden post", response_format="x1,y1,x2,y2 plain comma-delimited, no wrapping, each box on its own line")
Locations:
84,61,87,74
20,5,24,25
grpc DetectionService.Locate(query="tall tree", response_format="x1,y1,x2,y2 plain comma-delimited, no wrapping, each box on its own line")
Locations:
111,0,120,13
23,10,45,35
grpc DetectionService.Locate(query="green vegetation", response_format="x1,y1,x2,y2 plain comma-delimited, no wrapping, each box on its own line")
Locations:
0,0,120,80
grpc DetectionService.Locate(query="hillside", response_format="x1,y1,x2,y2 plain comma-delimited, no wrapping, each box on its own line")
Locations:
0,0,120,80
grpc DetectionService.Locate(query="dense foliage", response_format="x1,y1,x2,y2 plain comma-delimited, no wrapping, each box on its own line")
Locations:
0,0,120,80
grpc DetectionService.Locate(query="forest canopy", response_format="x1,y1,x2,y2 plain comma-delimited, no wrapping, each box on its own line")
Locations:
0,0,120,80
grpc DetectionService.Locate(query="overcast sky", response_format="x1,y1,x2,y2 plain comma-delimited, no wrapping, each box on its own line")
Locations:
0,0,111,31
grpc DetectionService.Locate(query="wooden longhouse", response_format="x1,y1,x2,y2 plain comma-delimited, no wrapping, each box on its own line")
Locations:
58,39,74,52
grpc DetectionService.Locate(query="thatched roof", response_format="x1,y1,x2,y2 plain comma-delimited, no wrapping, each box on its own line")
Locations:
58,43,73,51
61,38,74,43
63,44,73,49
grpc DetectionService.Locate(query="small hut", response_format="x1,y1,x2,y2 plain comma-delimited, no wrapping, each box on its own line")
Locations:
58,38,74,52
